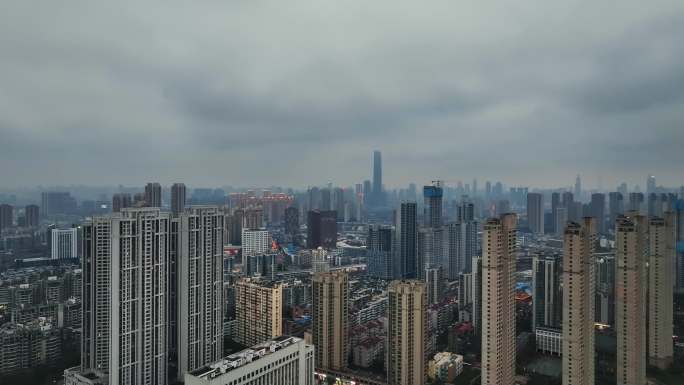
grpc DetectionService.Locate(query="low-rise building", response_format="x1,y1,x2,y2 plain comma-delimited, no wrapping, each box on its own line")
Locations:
184,336,314,385
428,352,464,383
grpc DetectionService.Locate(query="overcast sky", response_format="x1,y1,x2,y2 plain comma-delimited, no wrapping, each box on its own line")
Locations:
1,1,683,190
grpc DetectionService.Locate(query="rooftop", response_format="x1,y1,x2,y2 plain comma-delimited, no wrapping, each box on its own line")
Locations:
189,336,304,380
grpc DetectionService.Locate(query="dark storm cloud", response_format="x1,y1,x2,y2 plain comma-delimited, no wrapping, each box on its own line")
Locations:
1,0,683,189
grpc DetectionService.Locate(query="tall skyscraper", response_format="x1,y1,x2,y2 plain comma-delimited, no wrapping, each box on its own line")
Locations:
646,175,656,195
333,187,345,221
77,208,170,385
284,206,299,241
312,271,348,371
0,204,13,233
171,183,187,216
562,191,574,210
174,206,224,379
388,280,426,385
615,214,648,385
555,207,568,238
551,192,561,234
527,193,544,234
234,278,282,346
574,174,582,198
372,150,383,207
608,192,624,229
589,193,606,234
395,202,418,279
648,214,674,369
446,221,477,278
24,204,40,227
320,188,331,211
562,218,596,385
481,214,517,385
532,254,562,331
423,184,443,228
144,182,162,208
368,225,394,279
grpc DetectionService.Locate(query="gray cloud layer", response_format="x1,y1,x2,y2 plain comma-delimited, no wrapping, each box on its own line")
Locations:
1,0,683,189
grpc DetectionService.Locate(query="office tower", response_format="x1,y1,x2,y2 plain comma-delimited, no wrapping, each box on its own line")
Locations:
234,278,282,346
372,150,383,207
333,187,345,221
527,193,544,234
481,214,517,385
648,214,674,369
595,254,615,326
171,183,187,216
24,204,39,227
0,204,12,232
562,191,574,209
485,181,492,198
676,200,684,293
532,254,562,331
362,180,372,204
112,193,132,213
615,214,648,385
78,208,170,385
183,337,314,385
312,271,348,371
395,202,418,279
175,207,224,379
306,210,337,249
628,192,644,214
320,188,331,211
647,175,656,195
425,265,444,304
609,192,624,228
472,179,478,197
388,280,427,385
41,191,77,217
424,184,443,227
562,218,596,385
242,228,270,257
144,182,162,207
589,193,605,233
368,225,393,279
555,207,568,237
551,192,561,234
284,206,299,240
51,227,78,260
